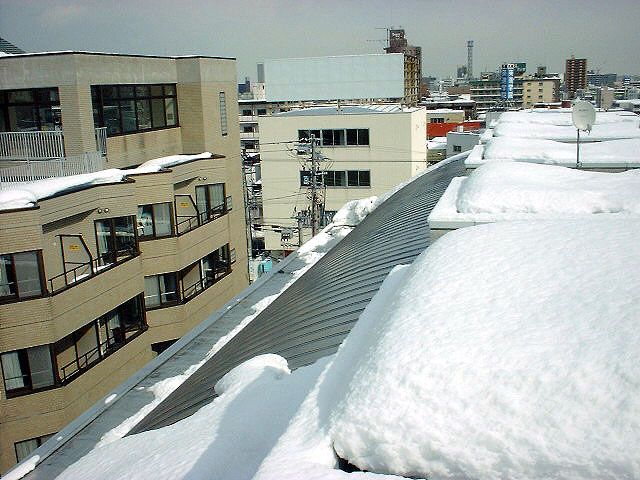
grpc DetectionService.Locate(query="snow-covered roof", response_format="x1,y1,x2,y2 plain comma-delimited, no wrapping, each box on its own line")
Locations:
8,155,468,480
427,137,447,149
466,137,640,169
0,153,213,211
428,162,640,228
275,104,422,116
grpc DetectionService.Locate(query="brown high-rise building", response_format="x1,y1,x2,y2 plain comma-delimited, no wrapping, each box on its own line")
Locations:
565,56,587,99
384,29,422,106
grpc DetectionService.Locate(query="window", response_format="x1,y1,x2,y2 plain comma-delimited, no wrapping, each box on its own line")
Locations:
90,84,178,137
95,216,138,265
137,203,173,239
299,170,322,187
324,170,346,187
257,108,267,115
243,125,254,133
308,170,369,188
195,183,226,221
180,244,232,301
0,250,45,302
1,345,55,396
219,92,228,136
453,145,462,152
54,295,147,384
241,109,252,116
299,129,369,146
430,117,445,123
144,273,179,309
15,434,55,463
0,88,60,132
347,170,371,187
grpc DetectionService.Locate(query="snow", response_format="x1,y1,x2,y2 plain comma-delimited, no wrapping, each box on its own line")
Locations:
427,136,448,149
323,219,640,479
429,163,640,227
0,152,212,211
492,121,640,142
56,355,328,480
467,137,640,168
497,109,638,126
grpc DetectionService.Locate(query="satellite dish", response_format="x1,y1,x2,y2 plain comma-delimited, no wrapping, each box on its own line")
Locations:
572,100,596,132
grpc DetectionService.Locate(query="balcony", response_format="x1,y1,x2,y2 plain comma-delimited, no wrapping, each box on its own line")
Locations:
240,131,259,140
0,130,65,160
174,194,232,236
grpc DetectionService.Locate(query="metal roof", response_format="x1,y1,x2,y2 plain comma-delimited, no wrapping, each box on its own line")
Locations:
130,156,466,433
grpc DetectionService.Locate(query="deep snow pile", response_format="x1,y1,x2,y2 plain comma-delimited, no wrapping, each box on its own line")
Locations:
0,152,212,210
456,162,640,215
477,137,640,166
321,219,640,479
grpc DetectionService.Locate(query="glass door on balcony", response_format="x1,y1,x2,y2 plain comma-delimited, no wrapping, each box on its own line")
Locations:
195,184,225,222
95,216,137,266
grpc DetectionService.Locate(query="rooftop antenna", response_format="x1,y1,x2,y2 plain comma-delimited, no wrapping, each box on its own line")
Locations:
572,100,596,169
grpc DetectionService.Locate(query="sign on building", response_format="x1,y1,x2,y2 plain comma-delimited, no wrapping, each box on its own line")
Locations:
500,63,515,101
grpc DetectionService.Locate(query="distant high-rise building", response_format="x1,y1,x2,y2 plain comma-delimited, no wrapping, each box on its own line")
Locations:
384,29,422,105
467,40,474,80
586,71,617,87
565,56,587,99
457,65,468,80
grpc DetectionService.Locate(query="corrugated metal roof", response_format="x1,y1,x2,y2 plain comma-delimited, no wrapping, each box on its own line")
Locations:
129,157,466,433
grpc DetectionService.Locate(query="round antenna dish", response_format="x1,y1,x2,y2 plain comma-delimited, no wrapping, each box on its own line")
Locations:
572,100,596,131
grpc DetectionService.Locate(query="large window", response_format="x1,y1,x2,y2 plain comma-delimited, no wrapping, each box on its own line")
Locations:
0,88,61,132
137,203,173,240
0,250,45,302
219,92,228,136
1,345,55,397
144,273,179,309
298,129,369,146
54,295,147,384
91,84,178,137
180,244,232,301
95,216,138,265
195,184,226,221
15,434,55,463
300,170,370,188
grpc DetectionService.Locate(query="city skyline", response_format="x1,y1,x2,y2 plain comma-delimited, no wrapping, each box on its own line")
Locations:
1,0,639,81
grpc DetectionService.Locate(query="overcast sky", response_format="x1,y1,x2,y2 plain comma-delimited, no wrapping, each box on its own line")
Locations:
1,0,638,81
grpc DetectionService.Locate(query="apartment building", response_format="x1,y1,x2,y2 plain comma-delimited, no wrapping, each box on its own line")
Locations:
258,105,427,253
470,73,524,111
565,56,587,99
522,77,561,107
0,52,249,472
384,29,422,106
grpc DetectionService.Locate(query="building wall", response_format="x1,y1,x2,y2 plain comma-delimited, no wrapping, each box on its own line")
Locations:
258,109,426,251
446,131,480,157
0,53,248,473
522,78,560,108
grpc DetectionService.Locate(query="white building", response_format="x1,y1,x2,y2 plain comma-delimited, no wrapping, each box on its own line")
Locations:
259,105,427,252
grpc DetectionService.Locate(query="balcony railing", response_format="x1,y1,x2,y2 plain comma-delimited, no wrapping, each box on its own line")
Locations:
0,130,65,160
95,127,107,156
48,248,139,295
175,205,228,236
181,264,232,302
0,152,104,186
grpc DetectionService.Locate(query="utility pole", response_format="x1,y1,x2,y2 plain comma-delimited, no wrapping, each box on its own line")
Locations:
240,149,253,276
309,134,320,236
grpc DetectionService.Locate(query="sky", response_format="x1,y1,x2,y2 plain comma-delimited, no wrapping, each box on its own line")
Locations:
1,0,639,82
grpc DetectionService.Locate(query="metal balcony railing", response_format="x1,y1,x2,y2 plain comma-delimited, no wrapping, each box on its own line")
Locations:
0,130,65,160
0,152,104,186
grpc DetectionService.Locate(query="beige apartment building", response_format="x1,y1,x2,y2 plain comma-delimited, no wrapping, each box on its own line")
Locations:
259,105,427,252
522,77,561,108
0,52,248,472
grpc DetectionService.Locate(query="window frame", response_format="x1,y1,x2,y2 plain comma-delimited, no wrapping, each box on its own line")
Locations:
94,216,139,266
0,87,61,132
90,83,179,137
1,345,57,398
137,203,174,240
144,272,180,310
0,250,47,303
219,91,228,136
15,433,55,463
